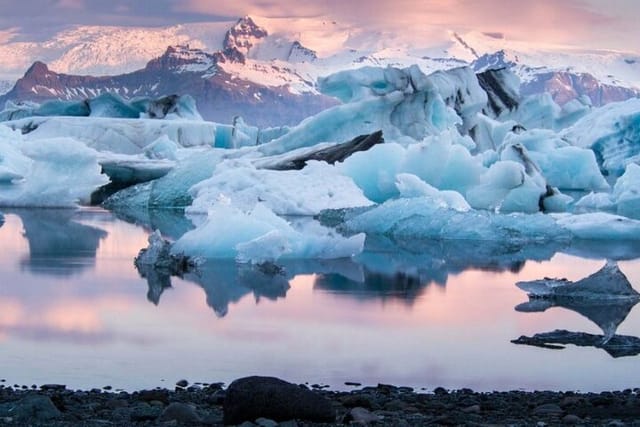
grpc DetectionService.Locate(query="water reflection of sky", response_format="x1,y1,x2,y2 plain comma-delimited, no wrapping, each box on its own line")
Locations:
0,209,639,392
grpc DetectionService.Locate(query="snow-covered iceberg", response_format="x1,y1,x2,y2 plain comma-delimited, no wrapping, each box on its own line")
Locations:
172,200,365,264
0,125,108,207
0,93,203,122
561,98,640,176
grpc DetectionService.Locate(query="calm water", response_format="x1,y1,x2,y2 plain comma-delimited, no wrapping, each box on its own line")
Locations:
1,208,640,392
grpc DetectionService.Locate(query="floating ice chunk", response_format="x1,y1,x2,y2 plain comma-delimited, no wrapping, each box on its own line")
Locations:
0,137,108,207
318,66,410,103
561,98,640,176
342,197,569,243
466,160,543,213
1,93,204,121
338,143,407,203
612,163,640,219
187,159,373,216
574,192,615,211
173,201,365,263
143,135,179,160
553,212,640,240
6,116,216,155
517,261,639,300
395,173,470,212
105,148,227,209
504,130,609,191
259,65,484,156
470,113,519,153
339,132,483,203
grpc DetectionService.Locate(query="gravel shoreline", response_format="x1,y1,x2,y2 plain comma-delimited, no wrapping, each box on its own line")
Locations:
1,377,640,426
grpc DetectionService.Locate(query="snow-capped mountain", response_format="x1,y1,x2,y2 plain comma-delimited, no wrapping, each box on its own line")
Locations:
0,44,336,126
1,16,638,125
472,50,639,106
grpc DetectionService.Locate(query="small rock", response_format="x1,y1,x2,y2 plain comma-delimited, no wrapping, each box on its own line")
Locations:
345,382,362,387
160,402,201,423
238,422,257,427
103,385,112,391
278,421,299,427
255,417,278,427
344,407,381,425
563,414,582,424
433,387,448,395
175,379,189,388
462,404,481,414
339,394,372,409
533,403,564,416
607,421,626,427
138,389,169,404
130,402,161,422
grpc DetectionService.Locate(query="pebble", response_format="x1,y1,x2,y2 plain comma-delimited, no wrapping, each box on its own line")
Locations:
562,414,582,424
255,417,278,427
159,402,201,423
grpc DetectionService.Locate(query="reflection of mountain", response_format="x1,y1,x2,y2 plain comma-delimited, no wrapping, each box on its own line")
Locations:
15,209,107,276
513,262,640,357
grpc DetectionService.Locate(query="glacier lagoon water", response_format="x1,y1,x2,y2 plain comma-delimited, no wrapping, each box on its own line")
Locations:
1,208,640,392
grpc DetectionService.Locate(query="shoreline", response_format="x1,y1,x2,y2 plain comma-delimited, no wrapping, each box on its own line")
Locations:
2,378,640,426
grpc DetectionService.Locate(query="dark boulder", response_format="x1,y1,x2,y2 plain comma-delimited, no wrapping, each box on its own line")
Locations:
223,376,335,424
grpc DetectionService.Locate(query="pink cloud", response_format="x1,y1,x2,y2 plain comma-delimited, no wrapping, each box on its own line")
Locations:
175,0,620,48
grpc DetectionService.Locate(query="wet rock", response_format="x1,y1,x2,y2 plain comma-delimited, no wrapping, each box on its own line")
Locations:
130,402,161,422
533,403,564,416
563,414,583,424
462,404,481,413
175,379,189,388
137,389,169,404
255,417,278,427
159,402,201,423
223,376,335,424
343,407,381,425
0,394,62,421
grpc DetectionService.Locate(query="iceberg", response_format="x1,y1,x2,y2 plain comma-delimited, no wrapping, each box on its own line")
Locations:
6,116,216,155
514,261,640,356
516,261,640,300
340,198,640,243
0,93,203,122
561,98,640,176
0,124,108,207
187,160,373,216
257,65,485,156
172,200,365,263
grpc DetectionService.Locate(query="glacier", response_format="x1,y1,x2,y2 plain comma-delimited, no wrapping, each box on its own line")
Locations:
1,62,640,264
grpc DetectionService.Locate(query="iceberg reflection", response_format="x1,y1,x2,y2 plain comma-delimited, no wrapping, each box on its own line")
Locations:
12,209,108,276
512,261,640,357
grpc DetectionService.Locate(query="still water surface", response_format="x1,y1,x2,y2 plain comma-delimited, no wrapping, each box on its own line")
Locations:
1,208,640,392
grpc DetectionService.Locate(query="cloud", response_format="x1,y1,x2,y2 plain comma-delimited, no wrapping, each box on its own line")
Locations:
174,0,618,47
56,0,85,9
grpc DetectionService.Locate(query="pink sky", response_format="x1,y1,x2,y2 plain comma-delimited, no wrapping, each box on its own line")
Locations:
0,0,638,53
175,0,639,52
